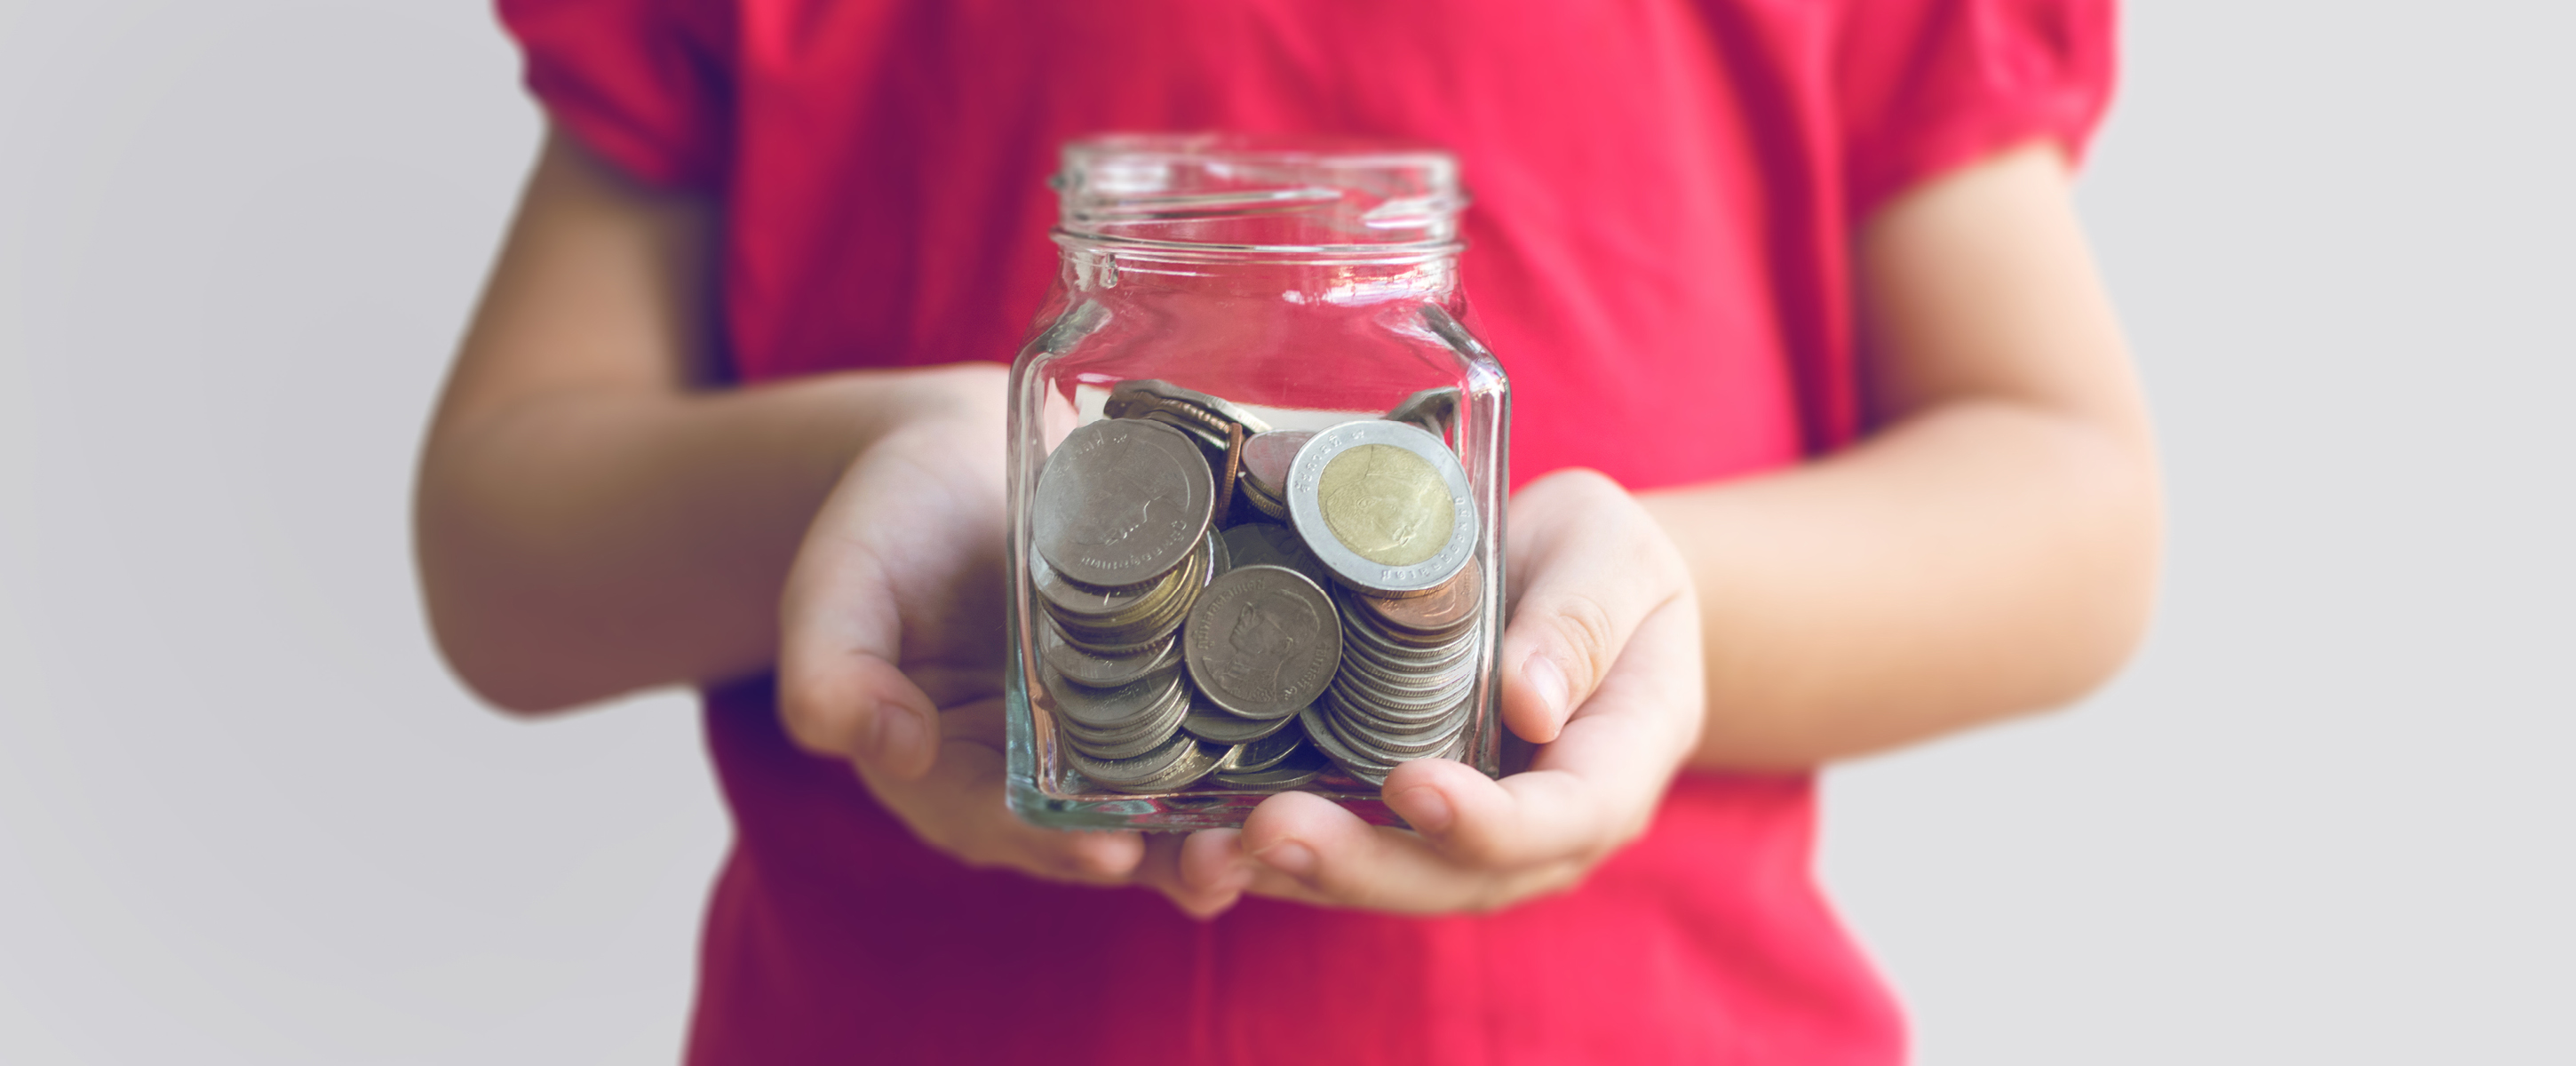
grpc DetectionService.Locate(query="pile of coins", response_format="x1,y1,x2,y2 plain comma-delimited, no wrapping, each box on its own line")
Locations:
1029,380,1486,792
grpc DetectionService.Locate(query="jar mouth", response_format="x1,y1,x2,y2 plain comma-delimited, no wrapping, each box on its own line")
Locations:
1054,132,1466,257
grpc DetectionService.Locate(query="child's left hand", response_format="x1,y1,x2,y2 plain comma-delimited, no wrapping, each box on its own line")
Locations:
1177,469,1707,913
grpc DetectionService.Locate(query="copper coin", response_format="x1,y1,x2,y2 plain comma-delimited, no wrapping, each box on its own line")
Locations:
1355,561,1483,634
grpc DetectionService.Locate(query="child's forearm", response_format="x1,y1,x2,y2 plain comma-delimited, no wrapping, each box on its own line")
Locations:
415,128,1004,713
1644,400,2159,768
1650,144,2162,769
415,366,996,713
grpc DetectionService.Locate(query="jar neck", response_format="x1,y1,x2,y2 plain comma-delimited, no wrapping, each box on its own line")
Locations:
1053,232,1461,303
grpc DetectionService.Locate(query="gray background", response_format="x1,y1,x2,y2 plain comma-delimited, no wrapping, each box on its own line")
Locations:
0,2,2565,1062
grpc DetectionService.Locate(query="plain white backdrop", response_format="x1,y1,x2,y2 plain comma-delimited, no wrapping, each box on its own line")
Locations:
0,2,2566,1062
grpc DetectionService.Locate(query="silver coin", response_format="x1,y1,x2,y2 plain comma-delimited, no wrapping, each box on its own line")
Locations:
1285,419,1477,596
1033,418,1214,589
1386,386,1460,442
1181,704,1299,745
1038,619,1179,688
1212,744,1327,790
1225,726,1308,774
1066,730,1201,792
1336,696,1474,756
1300,704,1397,785
1220,522,1333,591
1113,379,1274,434
1030,545,1161,616
1208,523,1233,577
1039,531,1215,648
1044,664,1184,730
1114,738,1227,793
1183,565,1343,720
1057,680,1192,760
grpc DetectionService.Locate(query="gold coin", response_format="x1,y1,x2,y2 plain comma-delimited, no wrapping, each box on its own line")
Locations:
1316,443,1454,568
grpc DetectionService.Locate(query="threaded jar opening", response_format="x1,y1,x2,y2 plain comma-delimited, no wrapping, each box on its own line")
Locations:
1053,132,1466,263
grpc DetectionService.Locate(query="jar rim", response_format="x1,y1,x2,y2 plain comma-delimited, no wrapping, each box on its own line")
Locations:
1053,131,1466,256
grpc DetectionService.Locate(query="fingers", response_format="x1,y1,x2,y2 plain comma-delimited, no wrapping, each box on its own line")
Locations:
1236,791,1580,913
1133,831,1252,919
1499,469,1691,744
777,433,998,780
857,699,1149,886
1233,501,1706,914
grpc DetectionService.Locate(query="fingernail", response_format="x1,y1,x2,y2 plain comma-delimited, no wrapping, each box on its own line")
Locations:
866,702,921,765
1524,656,1569,720
1254,840,1316,879
1394,786,1453,834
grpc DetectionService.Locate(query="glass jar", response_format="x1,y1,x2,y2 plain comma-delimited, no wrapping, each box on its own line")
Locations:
1005,132,1509,830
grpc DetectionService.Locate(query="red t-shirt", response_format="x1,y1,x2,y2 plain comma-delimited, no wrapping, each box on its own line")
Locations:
498,2,2113,1062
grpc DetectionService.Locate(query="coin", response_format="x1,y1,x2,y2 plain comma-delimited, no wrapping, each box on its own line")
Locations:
1038,619,1179,688
1038,529,1213,649
1111,379,1274,434
1387,386,1460,442
1182,704,1298,745
1054,691,1186,753
1184,565,1343,721
1044,664,1184,730
1033,418,1214,588
1211,743,1327,790
1354,561,1483,636
1224,726,1308,774
1286,420,1477,595
1220,522,1332,591
1300,704,1396,784
1214,422,1244,521
1239,430,1313,504
1067,731,1215,792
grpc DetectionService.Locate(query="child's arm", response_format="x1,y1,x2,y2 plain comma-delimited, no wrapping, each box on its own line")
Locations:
1197,143,2160,911
417,131,1218,907
1650,142,2160,768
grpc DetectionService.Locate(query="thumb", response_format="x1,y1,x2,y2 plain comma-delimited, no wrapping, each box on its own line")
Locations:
1498,470,1677,744
775,457,945,781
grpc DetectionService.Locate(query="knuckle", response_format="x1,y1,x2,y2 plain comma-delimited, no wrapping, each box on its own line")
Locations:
1541,593,1618,680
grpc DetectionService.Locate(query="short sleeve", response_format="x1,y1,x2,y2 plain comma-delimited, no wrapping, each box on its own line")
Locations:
1836,0,2117,217
496,0,734,190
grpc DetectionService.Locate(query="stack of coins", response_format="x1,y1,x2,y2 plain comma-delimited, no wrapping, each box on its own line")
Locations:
1030,417,1223,789
1029,380,1488,795
1284,419,1485,785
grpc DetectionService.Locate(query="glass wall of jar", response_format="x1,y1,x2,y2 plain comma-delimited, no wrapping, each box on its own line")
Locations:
1006,133,1509,831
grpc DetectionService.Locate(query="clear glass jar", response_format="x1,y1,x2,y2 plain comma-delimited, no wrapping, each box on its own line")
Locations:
1005,132,1509,830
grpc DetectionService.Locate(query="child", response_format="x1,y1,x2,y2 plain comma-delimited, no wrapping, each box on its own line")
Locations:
417,0,2158,1061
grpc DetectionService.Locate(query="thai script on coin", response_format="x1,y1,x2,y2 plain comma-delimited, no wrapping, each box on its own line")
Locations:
1285,419,1477,596
1032,418,1214,589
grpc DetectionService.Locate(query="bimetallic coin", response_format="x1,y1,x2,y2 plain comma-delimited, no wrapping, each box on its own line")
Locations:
1286,420,1478,596
1038,619,1179,688
1184,565,1343,721
1033,418,1214,588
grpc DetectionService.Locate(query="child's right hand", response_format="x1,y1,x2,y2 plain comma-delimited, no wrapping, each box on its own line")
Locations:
772,364,1238,916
